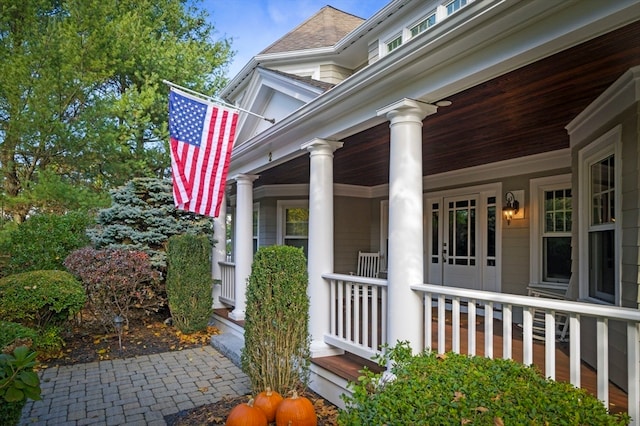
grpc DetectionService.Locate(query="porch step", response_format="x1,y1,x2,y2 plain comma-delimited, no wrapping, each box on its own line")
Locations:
311,352,384,383
210,332,243,368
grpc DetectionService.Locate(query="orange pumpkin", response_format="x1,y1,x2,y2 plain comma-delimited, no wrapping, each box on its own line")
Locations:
226,398,268,426
275,390,317,426
254,387,284,422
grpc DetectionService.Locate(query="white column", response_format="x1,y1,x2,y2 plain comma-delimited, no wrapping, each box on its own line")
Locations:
377,98,437,353
302,138,344,357
230,174,258,321
211,194,227,309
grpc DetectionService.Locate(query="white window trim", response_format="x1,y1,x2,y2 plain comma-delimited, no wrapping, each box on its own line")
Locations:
529,174,571,288
276,200,309,245
577,125,622,304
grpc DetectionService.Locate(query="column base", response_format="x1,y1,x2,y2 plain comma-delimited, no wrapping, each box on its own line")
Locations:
310,340,344,358
228,309,245,321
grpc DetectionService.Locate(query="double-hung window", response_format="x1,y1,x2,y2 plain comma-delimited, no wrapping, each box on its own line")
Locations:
277,200,309,257
579,126,621,304
530,175,572,286
588,154,616,302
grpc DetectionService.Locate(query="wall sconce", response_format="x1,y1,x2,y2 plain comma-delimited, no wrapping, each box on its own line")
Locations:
503,191,520,225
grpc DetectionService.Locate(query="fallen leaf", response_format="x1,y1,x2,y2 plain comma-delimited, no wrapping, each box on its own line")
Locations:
453,391,465,402
494,417,504,426
198,387,208,393
475,406,489,413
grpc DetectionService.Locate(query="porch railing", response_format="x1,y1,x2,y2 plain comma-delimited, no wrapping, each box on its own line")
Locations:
321,274,639,424
323,273,388,361
218,261,236,306
411,283,640,424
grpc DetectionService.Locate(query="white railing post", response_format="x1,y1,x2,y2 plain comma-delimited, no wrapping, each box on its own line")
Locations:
569,314,581,387
597,318,609,407
628,322,639,425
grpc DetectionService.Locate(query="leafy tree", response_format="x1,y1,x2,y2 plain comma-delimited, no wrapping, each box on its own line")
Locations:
0,211,94,277
87,178,214,274
0,0,233,222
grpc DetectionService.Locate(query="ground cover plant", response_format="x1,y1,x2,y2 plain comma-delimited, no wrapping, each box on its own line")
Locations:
0,345,41,426
338,342,630,425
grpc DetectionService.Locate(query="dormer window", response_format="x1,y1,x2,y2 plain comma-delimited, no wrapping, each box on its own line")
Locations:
387,35,402,52
410,13,436,37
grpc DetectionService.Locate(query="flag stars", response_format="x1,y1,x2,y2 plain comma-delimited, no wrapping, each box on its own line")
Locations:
169,92,209,147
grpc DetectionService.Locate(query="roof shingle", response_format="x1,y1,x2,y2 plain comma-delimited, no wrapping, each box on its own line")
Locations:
260,6,364,55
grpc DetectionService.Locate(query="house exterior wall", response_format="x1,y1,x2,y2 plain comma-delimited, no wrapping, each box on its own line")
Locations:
569,81,640,394
319,64,353,85
334,196,374,273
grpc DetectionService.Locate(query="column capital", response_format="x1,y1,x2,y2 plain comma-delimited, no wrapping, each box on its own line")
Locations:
377,98,438,124
231,174,259,184
301,138,344,155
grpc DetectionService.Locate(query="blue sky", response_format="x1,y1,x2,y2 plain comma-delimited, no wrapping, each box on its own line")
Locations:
201,0,390,77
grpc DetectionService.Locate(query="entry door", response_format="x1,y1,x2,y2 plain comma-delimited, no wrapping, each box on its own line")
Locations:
443,195,481,290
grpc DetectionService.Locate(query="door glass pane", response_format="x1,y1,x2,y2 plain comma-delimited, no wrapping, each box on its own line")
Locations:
431,203,439,264
455,209,468,257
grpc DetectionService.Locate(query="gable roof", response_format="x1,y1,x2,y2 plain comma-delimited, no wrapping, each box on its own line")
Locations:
260,6,364,54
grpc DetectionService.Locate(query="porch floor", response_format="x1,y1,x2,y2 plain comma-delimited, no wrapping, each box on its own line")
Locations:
212,308,628,414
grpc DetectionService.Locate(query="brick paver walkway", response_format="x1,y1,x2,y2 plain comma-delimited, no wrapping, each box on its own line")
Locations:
19,346,250,425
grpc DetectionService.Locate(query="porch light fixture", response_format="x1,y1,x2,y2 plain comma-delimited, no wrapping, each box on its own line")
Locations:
503,191,519,225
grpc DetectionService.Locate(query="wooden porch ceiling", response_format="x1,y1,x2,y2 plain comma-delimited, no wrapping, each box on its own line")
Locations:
251,19,640,190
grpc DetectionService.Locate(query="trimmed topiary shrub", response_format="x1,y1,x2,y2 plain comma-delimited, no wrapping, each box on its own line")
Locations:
241,245,310,396
64,247,162,330
166,234,213,334
0,270,85,329
0,212,93,278
338,342,630,425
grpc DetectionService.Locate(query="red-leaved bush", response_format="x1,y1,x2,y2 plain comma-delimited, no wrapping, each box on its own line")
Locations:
64,247,164,330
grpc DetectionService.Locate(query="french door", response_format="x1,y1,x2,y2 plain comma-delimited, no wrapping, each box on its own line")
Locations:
426,188,498,292
443,195,481,290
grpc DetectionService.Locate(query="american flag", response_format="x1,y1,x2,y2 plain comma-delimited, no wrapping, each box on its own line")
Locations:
169,88,238,217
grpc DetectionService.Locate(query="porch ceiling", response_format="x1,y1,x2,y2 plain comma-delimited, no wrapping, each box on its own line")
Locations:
251,19,640,190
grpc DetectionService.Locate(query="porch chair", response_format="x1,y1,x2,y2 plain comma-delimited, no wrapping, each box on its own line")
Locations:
356,251,380,278
526,283,570,342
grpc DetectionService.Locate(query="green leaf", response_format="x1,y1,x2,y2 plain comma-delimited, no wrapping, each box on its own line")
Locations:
4,386,24,402
22,386,42,401
19,371,40,388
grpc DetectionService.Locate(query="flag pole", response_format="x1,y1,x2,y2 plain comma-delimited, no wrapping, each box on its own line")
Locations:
162,79,276,124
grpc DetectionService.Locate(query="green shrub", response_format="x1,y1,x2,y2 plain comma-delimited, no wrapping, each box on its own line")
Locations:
241,245,310,395
0,270,86,329
0,212,93,277
0,322,37,351
338,342,630,425
166,234,213,334
64,247,162,330
0,346,41,426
